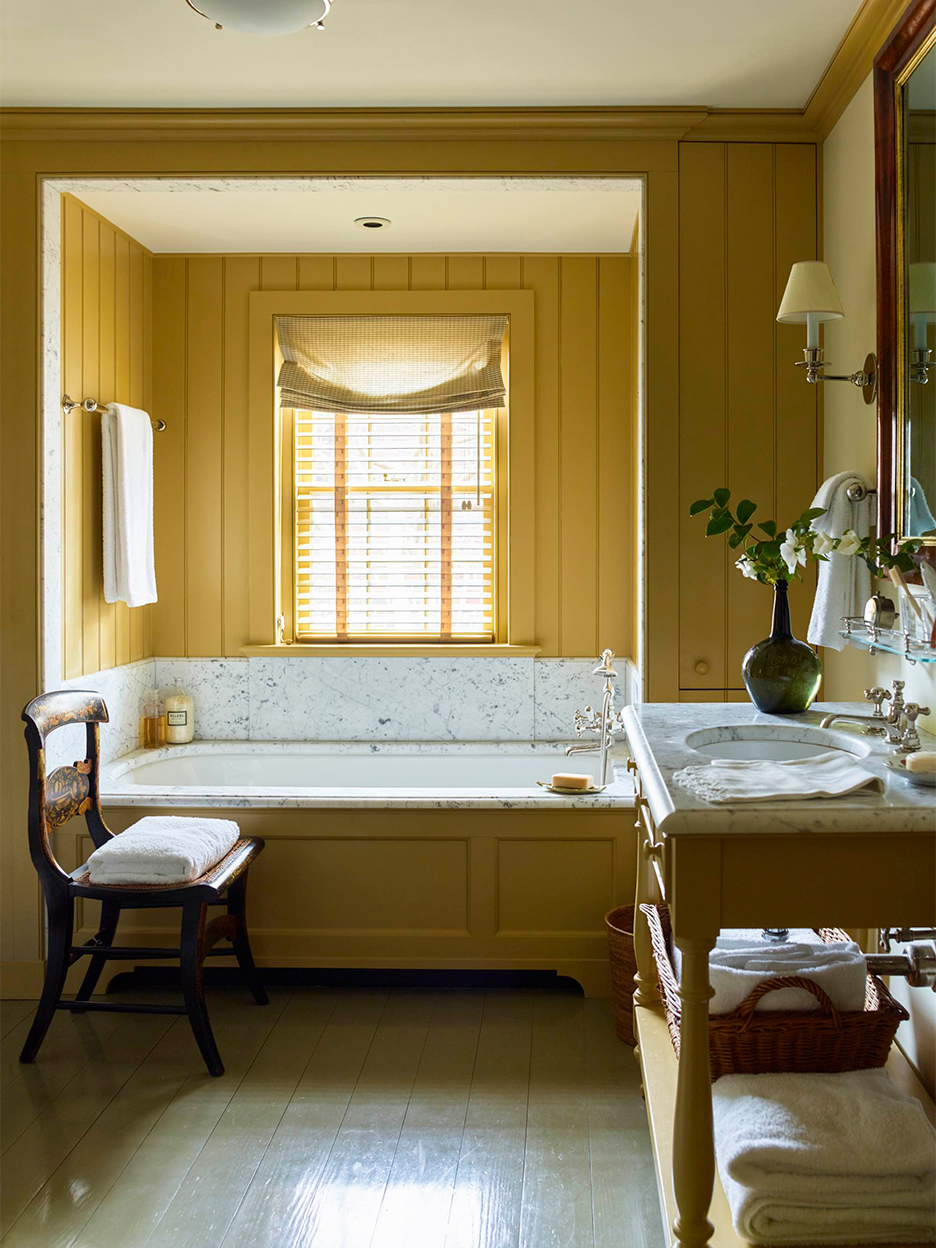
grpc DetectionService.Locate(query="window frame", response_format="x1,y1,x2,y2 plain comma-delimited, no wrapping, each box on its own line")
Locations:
247,289,535,654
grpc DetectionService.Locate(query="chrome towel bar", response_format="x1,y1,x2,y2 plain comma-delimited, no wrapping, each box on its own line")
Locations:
62,394,166,433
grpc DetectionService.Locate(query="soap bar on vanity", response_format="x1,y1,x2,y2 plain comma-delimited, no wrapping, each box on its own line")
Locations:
906,752,936,774
551,772,592,790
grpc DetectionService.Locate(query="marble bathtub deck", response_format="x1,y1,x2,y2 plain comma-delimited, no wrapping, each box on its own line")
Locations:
625,700,936,836
100,742,637,810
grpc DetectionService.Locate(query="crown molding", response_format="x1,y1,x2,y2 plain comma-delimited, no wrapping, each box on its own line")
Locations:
804,0,910,139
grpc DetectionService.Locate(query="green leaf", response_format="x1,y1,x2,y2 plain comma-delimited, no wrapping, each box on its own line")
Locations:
797,507,826,526
733,523,752,538
728,532,744,549
758,520,777,538
689,497,714,516
713,487,731,508
706,513,734,536
736,499,756,525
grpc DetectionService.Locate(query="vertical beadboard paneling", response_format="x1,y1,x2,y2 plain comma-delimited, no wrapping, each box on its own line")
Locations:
151,251,634,659
152,258,188,657
597,256,635,659
222,257,261,656
523,257,561,657
184,258,225,655
81,211,101,674
142,252,154,659
129,244,145,662
113,232,131,666
726,145,776,678
98,222,117,671
678,145,728,690
774,145,820,645
559,257,599,657
62,197,84,678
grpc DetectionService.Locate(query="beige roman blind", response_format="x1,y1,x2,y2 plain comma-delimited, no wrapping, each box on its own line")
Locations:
276,314,508,415
293,409,497,640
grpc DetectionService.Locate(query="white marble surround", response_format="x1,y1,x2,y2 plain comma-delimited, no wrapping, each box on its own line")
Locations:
52,654,636,766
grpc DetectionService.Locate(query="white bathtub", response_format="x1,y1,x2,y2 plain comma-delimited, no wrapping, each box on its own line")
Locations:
100,741,635,809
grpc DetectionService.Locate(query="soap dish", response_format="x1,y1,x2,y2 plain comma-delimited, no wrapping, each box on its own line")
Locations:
882,756,936,788
537,780,607,795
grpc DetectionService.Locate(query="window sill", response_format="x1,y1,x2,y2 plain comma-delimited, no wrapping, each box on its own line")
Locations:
239,643,542,658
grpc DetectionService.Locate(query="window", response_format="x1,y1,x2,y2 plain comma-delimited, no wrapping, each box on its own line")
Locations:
291,408,497,641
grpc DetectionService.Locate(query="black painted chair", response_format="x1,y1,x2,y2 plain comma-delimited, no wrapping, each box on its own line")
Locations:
20,689,267,1076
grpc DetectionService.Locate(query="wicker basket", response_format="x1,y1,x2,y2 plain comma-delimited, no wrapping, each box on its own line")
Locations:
640,904,909,1081
605,905,638,1045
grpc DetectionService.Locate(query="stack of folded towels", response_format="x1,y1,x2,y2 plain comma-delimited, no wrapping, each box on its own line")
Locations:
713,1066,936,1245
87,816,241,886
672,928,868,1014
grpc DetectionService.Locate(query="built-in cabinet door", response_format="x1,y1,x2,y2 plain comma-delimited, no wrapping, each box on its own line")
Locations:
675,141,819,696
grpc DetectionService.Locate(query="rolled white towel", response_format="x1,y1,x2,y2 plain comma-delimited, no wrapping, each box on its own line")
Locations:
713,1067,936,1245
88,815,240,885
672,941,867,1014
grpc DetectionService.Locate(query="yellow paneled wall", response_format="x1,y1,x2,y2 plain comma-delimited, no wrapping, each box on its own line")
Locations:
150,252,639,659
674,143,820,696
61,195,153,677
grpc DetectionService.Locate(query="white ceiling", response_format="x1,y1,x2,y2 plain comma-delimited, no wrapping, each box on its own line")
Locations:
0,0,863,109
70,179,642,254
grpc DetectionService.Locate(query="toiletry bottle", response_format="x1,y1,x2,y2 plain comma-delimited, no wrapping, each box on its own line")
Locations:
165,687,195,745
139,689,167,749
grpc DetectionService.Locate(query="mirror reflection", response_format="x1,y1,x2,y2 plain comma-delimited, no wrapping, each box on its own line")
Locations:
903,39,936,540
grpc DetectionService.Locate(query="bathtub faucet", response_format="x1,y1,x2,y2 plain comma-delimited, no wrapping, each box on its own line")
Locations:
565,648,625,786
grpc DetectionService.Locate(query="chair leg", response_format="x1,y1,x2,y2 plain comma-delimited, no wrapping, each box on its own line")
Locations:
20,891,74,1064
72,899,121,1009
227,871,268,1006
180,900,224,1077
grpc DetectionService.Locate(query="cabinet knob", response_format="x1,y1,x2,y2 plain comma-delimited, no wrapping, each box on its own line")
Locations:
695,660,710,676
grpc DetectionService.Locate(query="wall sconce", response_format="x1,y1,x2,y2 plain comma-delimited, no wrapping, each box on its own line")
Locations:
776,261,877,405
909,262,935,385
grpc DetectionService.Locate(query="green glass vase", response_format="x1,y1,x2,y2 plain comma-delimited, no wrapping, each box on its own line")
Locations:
741,579,822,714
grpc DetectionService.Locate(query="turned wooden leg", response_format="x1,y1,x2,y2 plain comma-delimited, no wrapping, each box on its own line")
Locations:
633,832,661,1009
226,872,268,1006
180,900,224,1077
72,899,121,1008
672,933,716,1248
20,891,74,1063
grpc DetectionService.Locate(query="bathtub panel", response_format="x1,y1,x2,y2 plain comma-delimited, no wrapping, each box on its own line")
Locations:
79,807,635,998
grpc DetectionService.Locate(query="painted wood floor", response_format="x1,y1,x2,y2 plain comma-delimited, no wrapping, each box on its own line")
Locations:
0,987,665,1248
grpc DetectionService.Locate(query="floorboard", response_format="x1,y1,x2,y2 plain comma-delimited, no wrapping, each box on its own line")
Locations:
0,987,664,1248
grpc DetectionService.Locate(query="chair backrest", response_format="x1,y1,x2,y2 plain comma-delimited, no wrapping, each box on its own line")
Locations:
21,691,113,887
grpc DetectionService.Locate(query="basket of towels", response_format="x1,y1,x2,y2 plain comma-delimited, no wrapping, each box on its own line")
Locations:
639,904,909,1080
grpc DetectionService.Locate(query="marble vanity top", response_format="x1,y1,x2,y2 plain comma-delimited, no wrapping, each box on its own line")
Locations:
623,701,936,836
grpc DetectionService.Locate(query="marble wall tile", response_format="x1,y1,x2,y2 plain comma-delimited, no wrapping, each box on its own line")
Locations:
49,658,157,769
249,656,534,741
154,658,249,740
533,658,613,741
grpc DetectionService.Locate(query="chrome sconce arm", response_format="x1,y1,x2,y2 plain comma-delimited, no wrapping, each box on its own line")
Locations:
795,347,877,403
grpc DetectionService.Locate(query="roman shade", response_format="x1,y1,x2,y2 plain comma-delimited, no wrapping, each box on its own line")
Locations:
275,314,508,415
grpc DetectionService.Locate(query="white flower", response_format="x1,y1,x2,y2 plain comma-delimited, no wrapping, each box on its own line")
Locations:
836,529,862,558
735,554,759,580
812,530,835,557
780,528,806,576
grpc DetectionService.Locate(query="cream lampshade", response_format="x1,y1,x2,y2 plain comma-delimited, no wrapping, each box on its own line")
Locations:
909,262,936,314
776,261,845,324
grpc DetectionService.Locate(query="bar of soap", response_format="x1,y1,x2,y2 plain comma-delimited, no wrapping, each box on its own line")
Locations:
906,752,936,774
551,772,593,790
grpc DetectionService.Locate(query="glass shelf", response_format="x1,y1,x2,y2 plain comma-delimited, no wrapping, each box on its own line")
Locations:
839,618,936,665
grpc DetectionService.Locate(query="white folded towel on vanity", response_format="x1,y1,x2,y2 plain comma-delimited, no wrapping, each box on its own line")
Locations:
671,938,868,1015
674,752,884,804
88,815,240,885
713,1067,936,1245
807,469,872,651
102,402,157,608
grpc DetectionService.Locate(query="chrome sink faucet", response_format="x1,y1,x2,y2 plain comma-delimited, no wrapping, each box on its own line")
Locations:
819,679,930,753
565,649,625,785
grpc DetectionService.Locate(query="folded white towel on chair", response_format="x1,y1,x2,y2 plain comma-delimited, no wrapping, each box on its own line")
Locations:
102,402,157,608
713,1067,936,1244
674,752,884,804
88,816,240,886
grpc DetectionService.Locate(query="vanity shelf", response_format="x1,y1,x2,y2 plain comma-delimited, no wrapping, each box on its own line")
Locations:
838,620,936,664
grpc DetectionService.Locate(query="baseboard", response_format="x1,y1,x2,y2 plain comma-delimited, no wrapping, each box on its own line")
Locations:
0,960,45,998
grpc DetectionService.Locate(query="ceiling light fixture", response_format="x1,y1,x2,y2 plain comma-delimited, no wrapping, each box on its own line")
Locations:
184,0,333,35
354,217,392,231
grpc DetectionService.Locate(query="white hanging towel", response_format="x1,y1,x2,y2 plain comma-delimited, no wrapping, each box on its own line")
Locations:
102,403,157,607
806,470,872,651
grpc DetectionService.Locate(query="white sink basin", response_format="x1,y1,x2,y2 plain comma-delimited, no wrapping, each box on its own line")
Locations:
684,725,872,761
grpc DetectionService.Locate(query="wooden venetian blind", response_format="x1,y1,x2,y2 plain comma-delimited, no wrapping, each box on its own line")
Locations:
294,410,496,640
